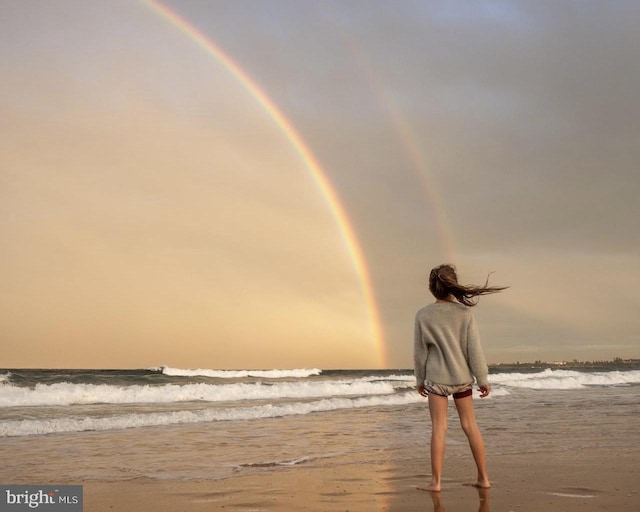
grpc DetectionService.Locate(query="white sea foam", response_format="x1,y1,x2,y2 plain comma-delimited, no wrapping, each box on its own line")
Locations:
160,367,322,379
238,456,316,468
485,387,510,396
2,368,635,438
491,368,640,390
0,392,422,437
0,379,396,407
547,492,596,499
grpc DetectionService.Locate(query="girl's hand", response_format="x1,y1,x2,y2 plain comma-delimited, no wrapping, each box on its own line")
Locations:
478,384,491,398
417,385,428,397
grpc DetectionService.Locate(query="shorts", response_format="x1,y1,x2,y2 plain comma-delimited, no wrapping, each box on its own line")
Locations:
425,382,473,399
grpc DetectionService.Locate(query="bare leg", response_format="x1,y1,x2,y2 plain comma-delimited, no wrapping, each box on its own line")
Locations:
418,393,448,492
454,395,491,488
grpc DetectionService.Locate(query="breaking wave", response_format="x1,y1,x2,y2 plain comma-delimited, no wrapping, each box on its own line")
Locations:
157,367,322,379
491,368,640,390
0,393,421,437
0,379,401,408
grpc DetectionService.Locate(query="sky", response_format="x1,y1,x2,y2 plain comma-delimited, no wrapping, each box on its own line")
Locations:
2,0,639,369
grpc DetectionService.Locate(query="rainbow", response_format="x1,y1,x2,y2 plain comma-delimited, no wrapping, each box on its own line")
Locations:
140,0,386,367
343,34,457,263
379,105,457,262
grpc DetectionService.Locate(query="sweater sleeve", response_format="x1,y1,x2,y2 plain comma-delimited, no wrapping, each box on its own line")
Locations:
466,312,489,387
413,313,428,386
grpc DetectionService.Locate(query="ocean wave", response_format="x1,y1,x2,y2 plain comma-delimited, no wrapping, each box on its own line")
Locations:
0,393,422,437
491,368,640,390
0,373,11,385
159,367,322,379
0,379,397,408
362,374,414,382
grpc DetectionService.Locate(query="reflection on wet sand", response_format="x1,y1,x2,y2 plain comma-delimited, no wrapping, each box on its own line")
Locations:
427,487,490,512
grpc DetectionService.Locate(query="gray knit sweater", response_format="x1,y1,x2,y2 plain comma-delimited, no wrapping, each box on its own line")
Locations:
414,302,489,387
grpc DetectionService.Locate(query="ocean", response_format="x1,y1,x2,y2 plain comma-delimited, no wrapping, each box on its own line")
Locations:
1,365,639,485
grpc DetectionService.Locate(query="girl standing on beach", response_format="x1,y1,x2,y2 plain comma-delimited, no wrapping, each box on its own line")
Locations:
414,264,507,492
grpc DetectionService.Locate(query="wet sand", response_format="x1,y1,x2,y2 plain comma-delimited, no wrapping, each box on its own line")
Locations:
84,444,639,511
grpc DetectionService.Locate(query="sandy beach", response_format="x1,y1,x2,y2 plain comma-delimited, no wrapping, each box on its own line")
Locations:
83,444,639,511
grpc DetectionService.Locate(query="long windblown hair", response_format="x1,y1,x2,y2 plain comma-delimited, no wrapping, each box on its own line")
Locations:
429,264,508,307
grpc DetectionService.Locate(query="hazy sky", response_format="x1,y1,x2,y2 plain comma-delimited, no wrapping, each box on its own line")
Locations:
2,0,639,369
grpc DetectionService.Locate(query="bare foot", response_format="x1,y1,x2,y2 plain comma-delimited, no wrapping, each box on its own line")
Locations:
463,481,491,489
417,483,442,492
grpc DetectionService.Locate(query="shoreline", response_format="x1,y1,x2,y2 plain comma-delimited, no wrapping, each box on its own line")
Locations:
489,358,640,370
